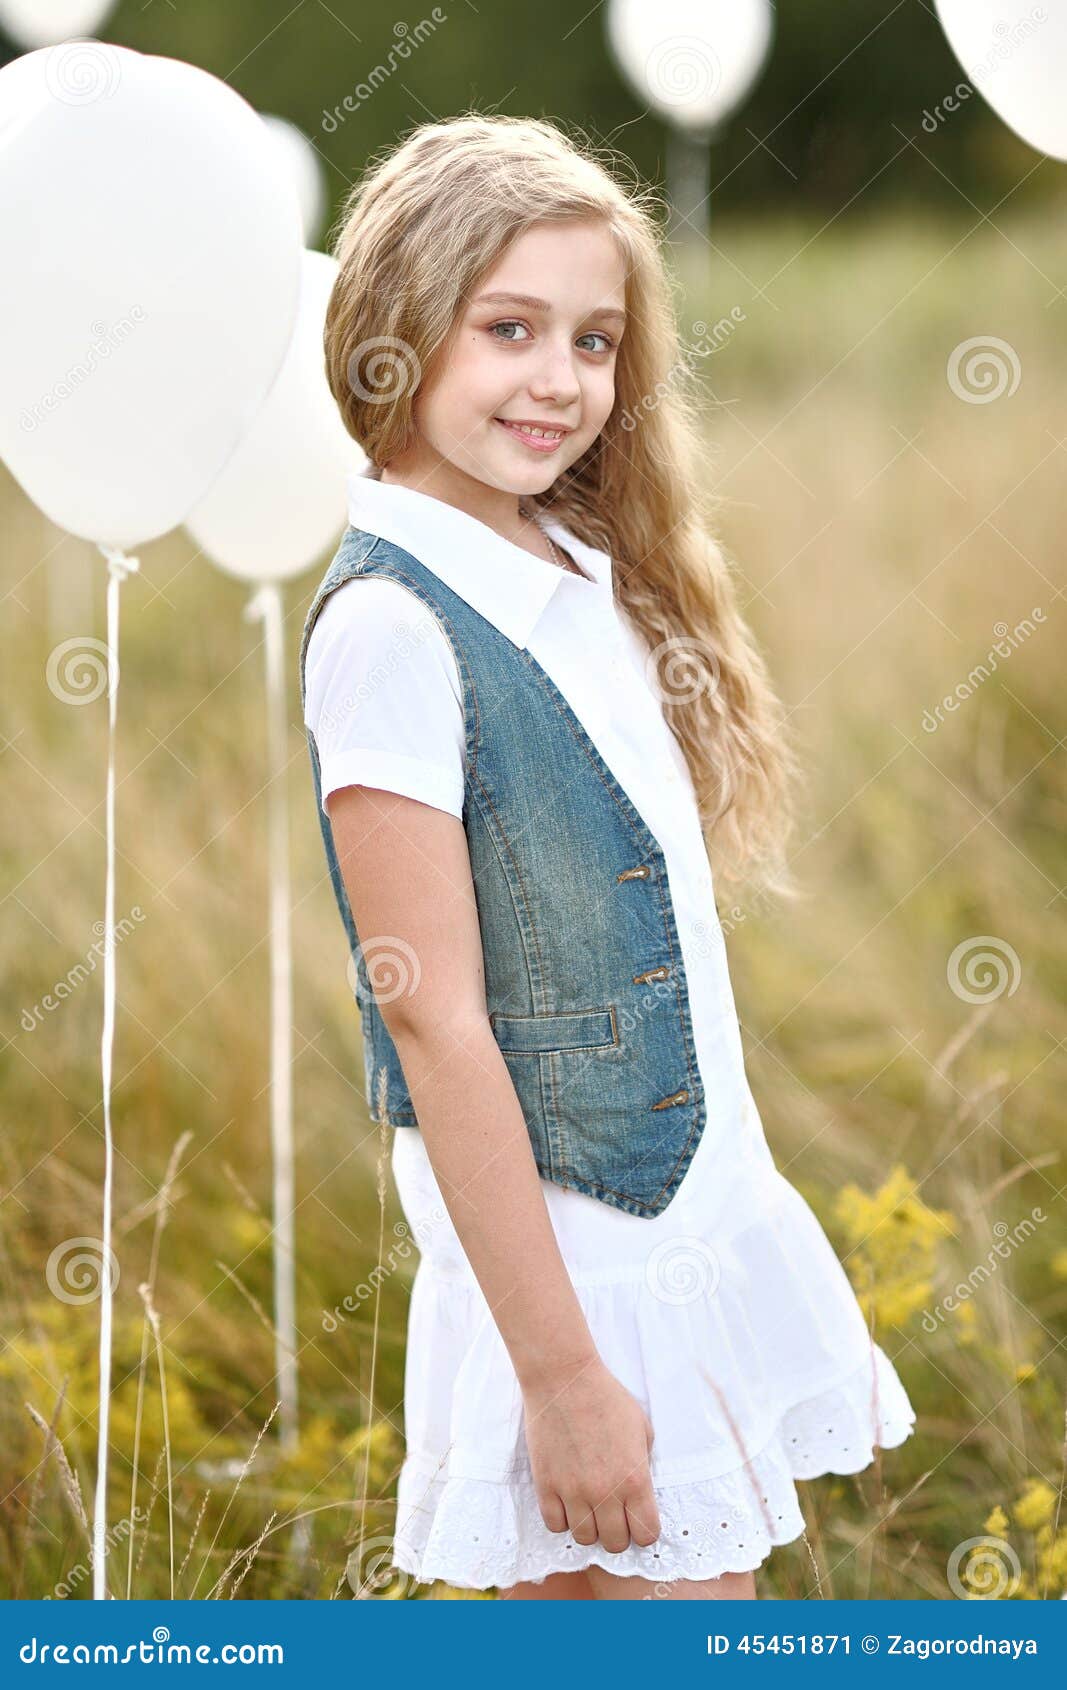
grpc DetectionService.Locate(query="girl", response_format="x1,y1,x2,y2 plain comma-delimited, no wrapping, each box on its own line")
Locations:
300,113,916,1600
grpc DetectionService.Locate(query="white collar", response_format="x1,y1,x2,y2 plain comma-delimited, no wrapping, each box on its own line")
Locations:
345,465,614,649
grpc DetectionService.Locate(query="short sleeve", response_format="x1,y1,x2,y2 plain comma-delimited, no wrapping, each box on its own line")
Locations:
303,576,465,819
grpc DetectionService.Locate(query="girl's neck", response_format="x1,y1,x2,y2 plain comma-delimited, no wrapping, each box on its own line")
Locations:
377,457,552,562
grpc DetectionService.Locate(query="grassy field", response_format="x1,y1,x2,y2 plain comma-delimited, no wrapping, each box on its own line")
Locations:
2,206,1065,1600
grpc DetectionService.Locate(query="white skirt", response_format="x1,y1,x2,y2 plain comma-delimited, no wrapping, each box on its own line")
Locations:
388,1084,917,1590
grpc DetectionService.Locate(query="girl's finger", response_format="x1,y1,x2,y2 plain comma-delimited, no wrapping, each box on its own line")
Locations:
625,1486,661,1547
563,1494,599,1547
592,1497,632,1555
537,1489,569,1534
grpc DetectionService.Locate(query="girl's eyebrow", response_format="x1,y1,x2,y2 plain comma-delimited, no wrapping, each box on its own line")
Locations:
473,290,626,325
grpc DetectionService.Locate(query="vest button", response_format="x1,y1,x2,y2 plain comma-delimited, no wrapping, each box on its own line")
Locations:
617,863,651,882
651,1088,690,1110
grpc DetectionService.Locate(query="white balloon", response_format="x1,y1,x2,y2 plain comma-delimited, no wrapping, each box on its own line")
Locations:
261,113,326,249
0,44,303,548
934,0,1067,160
0,0,115,47
185,249,367,583
606,0,773,135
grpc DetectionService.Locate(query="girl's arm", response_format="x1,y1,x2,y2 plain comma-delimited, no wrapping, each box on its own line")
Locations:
325,781,662,1555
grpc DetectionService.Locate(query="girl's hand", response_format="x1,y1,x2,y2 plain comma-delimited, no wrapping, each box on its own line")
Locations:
521,1355,661,1553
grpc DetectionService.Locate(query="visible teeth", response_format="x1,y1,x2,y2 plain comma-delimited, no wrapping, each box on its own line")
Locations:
505,422,562,439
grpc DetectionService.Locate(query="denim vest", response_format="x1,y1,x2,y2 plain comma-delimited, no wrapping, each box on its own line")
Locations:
298,524,708,1217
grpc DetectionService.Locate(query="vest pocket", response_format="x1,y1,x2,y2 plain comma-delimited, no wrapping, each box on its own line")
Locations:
489,1006,618,1054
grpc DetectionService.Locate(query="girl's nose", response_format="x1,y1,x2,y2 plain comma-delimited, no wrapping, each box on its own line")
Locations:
527,341,582,406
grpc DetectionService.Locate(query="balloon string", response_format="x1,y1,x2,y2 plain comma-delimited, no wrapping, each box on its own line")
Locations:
91,543,140,1601
243,581,299,1448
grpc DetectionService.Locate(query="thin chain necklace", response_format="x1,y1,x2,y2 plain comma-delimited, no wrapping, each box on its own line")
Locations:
517,503,584,577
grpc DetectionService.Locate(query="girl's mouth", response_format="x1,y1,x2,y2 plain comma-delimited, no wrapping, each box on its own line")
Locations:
493,418,570,454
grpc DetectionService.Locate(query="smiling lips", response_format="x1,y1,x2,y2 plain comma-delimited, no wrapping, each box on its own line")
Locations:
494,417,572,454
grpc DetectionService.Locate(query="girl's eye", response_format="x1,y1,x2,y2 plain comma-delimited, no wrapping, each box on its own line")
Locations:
488,320,615,353
489,320,532,343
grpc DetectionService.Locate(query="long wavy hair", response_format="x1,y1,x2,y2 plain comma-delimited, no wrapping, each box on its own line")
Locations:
324,112,801,899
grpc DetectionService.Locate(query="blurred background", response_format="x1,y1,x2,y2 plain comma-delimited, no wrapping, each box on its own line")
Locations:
2,0,1065,1602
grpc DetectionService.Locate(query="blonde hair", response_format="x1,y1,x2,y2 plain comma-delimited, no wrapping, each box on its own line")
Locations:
324,112,801,899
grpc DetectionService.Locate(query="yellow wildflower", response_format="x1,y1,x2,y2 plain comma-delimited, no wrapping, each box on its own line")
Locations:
984,1504,1010,1537
952,1298,978,1344
833,1164,956,1334
1013,1478,1057,1532
1035,1524,1067,1593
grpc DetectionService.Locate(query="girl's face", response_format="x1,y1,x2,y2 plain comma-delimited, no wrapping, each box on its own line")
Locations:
408,218,626,505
